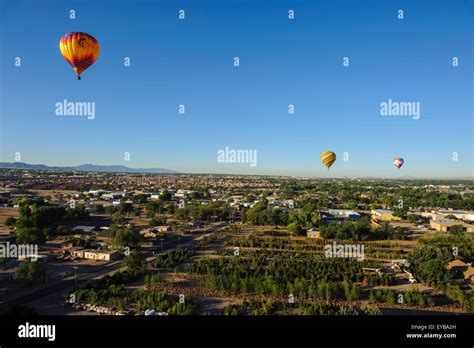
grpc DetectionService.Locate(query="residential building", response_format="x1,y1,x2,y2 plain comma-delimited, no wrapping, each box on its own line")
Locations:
327,210,361,220
430,219,474,233
71,248,120,261
83,249,120,261
463,267,474,282
371,209,400,221
306,229,320,238
435,210,474,222
447,259,468,272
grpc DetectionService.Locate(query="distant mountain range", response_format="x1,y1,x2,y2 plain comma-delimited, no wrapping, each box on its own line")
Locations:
0,162,179,174
0,162,472,180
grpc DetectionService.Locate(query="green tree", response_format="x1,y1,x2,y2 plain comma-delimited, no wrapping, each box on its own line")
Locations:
287,222,303,236
15,227,45,244
110,225,139,249
5,216,16,227
449,225,465,235
160,190,172,201
15,261,46,282
124,250,146,275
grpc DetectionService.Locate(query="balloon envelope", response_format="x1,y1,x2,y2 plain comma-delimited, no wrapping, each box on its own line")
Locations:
393,157,404,169
59,32,100,79
320,151,336,170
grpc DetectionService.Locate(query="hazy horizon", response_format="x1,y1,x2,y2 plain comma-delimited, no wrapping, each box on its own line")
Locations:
1,160,473,180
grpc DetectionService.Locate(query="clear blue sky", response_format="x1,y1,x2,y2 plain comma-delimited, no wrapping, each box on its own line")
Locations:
0,0,472,178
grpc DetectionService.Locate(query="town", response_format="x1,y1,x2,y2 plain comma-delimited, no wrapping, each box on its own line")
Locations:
0,168,472,316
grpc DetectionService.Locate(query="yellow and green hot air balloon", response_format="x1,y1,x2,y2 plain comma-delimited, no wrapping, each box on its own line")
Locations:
59,32,100,80
320,151,336,170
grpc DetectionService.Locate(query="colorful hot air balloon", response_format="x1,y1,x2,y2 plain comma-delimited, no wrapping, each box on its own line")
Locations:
393,157,404,169
59,32,100,80
320,151,336,170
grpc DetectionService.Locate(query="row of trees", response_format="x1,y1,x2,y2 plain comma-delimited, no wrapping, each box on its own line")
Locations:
174,201,231,222
368,288,435,307
301,303,381,316
442,285,474,311
241,201,289,226
192,254,372,299
407,245,474,311
407,246,454,286
277,180,474,210
223,300,277,315
14,201,89,244
223,299,382,316
154,246,194,269
109,225,140,250
419,232,474,259
71,284,196,315
192,254,369,284
320,220,407,241
15,260,46,282
225,235,326,251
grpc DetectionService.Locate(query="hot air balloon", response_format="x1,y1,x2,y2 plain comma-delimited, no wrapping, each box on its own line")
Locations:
59,32,100,80
393,157,404,169
320,151,336,170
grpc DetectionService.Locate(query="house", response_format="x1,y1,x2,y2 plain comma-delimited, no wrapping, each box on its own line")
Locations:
447,259,468,272
88,190,109,197
463,267,474,282
446,259,474,282
435,210,474,222
140,225,169,238
430,219,474,233
327,210,361,220
155,226,169,233
320,211,336,221
102,192,124,200
174,190,190,198
70,248,120,261
270,199,295,209
371,209,400,222
140,230,158,238
83,249,120,261
61,241,74,249
306,229,320,239
70,248,85,258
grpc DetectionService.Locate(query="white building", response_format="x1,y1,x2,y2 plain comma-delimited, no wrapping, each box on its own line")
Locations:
103,192,125,200
435,210,474,222
327,210,361,219
71,248,120,261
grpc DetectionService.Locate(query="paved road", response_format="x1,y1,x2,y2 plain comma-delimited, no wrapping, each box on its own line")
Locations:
4,222,227,312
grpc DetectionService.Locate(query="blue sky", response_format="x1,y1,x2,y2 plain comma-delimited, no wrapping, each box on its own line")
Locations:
0,0,472,177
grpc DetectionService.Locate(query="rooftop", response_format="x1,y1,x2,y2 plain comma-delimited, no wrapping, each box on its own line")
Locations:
432,219,465,225
83,249,119,254
448,259,468,268
372,209,393,214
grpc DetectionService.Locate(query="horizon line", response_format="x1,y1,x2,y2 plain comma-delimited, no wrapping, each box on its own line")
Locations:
0,161,473,181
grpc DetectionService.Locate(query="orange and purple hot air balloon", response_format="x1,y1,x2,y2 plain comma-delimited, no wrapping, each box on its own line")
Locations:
59,32,100,80
393,157,404,169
